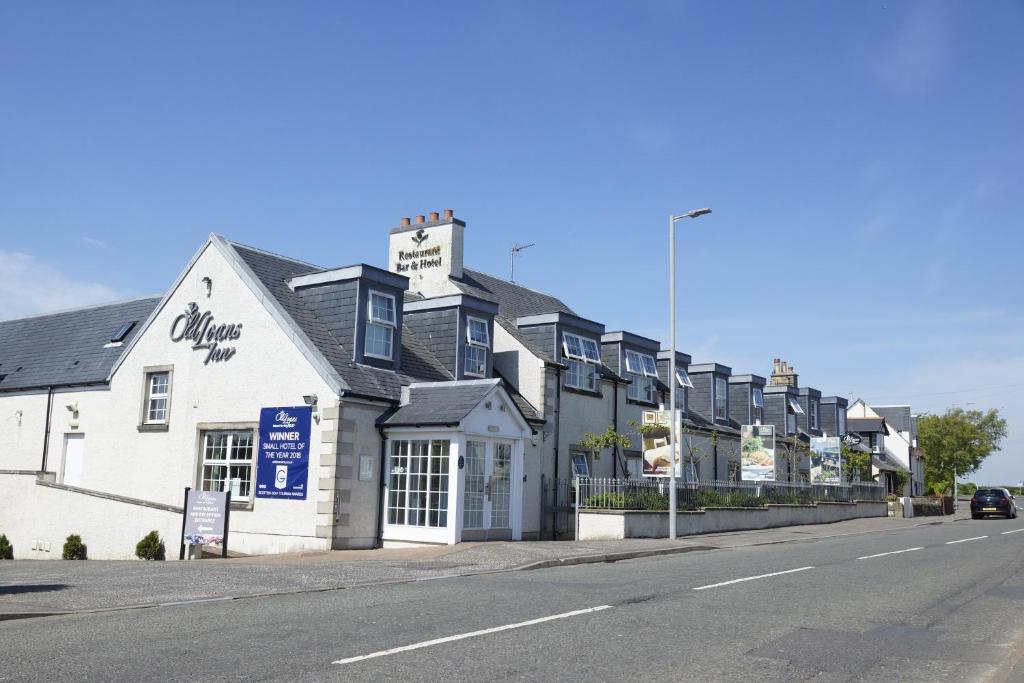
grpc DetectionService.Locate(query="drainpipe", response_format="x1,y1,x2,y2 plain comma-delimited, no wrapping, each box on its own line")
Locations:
612,380,619,478
553,365,562,482
40,387,54,473
374,423,389,549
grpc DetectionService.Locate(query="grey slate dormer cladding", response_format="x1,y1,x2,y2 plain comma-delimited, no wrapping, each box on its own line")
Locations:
656,349,692,415
728,374,767,426
600,331,663,405
820,396,849,436
688,362,733,426
763,384,801,436
402,294,499,380
797,386,823,437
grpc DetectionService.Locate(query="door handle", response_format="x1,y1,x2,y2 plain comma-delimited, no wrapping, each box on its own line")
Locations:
485,478,492,501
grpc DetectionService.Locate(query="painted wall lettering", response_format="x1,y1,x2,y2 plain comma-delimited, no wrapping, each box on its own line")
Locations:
170,302,242,364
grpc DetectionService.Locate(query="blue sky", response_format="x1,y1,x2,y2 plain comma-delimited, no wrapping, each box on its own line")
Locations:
2,1,1022,483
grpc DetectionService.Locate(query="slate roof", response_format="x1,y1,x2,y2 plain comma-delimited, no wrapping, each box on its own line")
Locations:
872,405,912,434
381,379,540,428
496,316,558,365
0,297,160,392
453,268,575,320
848,417,890,435
231,242,453,402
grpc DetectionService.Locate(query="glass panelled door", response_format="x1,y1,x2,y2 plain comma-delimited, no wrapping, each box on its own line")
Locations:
463,440,513,530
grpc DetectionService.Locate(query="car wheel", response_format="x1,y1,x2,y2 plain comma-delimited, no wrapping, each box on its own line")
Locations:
972,514,981,520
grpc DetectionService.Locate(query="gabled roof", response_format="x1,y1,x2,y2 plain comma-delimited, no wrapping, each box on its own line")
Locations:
872,405,912,433
452,268,575,320
848,417,890,435
0,297,160,392
381,378,537,429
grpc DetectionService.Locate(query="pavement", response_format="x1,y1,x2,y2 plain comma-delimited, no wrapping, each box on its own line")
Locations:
0,512,964,619
4,507,1022,681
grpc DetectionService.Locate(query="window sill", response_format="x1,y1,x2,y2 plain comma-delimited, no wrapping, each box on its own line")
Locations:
230,501,254,512
137,423,170,433
563,385,602,398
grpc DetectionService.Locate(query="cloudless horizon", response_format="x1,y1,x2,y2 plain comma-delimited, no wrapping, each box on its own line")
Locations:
2,1,1021,483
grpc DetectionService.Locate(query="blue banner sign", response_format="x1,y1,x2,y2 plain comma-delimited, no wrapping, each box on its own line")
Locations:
256,406,312,500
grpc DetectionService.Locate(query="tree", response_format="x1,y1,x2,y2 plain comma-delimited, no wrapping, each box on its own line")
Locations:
577,425,632,475
918,408,1007,495
841,445,872,483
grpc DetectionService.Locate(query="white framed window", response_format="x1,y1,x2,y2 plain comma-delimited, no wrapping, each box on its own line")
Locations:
562,332,600,363
676,368,694,389
467,316,489,346
571,452,590,477
563,332,599,391
787,397,805,415
144,371,170,424
201,430,255,500
753,406,763,425
387,439,450,528
627,374,656,403
464,316,489,377
810,399,819,430
752,387,764,408
465,345,487,377
365,290,396,360
625,350,658,378
565,359,597,391
715,377,728,420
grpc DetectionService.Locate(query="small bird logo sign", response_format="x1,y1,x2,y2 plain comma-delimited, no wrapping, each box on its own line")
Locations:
411,229,428,247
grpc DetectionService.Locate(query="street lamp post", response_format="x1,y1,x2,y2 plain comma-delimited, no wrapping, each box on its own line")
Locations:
668,208,712,540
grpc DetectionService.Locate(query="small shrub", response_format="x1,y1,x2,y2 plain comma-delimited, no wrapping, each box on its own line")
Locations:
135,530,166,561
62,534,87,560
0,534,13,560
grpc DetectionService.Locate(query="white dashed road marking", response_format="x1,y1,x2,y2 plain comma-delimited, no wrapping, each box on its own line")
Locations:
692,566,815,591
946,536,988,545
857,547,923,560
333,605,613,664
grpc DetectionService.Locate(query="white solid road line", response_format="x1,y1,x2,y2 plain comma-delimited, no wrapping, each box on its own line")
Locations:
333,605,612,665
692,566,814,591
1002,529,1024,535
946,536,989,545
856,547,923,560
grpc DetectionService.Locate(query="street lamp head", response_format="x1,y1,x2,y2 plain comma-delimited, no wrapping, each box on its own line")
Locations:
684,207,712,219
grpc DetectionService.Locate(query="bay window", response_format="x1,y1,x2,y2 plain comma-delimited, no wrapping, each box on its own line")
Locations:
387,439,450,528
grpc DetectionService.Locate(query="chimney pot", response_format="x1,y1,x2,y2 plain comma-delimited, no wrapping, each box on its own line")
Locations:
416,215,425,224
401,217,411,227
443,208,454,220
429,211,439,221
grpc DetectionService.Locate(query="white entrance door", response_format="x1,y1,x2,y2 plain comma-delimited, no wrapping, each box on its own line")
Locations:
63,434,85,486
463,440,513,530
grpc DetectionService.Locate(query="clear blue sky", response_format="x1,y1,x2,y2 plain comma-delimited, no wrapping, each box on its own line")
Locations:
2,1,1021,482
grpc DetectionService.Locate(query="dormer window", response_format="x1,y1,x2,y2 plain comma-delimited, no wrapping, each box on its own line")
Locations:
464,316,489,377
715,377,728,420
625,350,657,403
563,332,599,391
786,397,803,434
809,399,819,430
365,291,396,360
838,410,847,435
675,369,694,389
752,387,764,424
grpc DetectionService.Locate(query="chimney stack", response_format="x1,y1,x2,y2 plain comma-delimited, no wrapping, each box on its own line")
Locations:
770,358,799,387
388,207,466,295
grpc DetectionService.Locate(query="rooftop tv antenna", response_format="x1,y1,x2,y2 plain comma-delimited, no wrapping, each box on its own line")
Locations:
510,242,535,282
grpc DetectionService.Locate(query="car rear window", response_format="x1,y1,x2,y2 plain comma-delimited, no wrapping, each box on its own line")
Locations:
976,489,1006,497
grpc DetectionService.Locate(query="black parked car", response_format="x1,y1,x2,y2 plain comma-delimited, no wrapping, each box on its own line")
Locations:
971,488,1018,519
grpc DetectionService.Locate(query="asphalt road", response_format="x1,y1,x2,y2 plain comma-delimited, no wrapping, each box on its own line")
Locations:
5,516,1024,682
